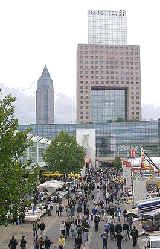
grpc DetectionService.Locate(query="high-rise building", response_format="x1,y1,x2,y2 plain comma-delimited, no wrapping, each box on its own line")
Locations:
36,65,54,124
76,10,141,124
88,10,127,45
76,44,141,124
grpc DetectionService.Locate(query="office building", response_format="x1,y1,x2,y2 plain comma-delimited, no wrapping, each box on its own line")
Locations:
18,119,160,160
77,44,141,124
36,65,54,124
88,10,127,45
77,10,141,124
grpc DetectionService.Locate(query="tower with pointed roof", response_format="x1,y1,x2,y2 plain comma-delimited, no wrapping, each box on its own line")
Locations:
36,65,54,124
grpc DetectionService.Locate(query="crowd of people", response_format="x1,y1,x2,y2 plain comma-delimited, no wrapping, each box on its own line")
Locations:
8,166,139,249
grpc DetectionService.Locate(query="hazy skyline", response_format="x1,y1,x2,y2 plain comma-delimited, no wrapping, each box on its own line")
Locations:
0,83,159,125
0,0,160,108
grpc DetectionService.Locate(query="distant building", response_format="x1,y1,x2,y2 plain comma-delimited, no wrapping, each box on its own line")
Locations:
76,44,141,124
76,10,141,124
18,119,160,160
36,65,54,124
88,10,127,45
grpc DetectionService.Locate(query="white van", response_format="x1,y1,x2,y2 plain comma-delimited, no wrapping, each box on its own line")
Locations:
145,234,160,249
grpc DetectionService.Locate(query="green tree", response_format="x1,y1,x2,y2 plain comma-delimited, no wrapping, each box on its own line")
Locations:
0,89,39,222
113,157,122,173
43,130,86,174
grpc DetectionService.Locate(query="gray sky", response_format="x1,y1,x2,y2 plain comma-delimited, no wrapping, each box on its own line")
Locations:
0,0,160,106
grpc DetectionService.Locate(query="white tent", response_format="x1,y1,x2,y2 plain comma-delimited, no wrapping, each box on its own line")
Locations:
38,180,64,193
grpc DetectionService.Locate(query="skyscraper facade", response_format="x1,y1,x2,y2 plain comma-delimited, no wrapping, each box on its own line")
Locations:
36,65,54,124
77,44,141,124
76,10,141,124
88,10,127,45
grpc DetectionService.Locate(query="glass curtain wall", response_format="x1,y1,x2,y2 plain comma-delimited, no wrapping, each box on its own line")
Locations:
91,89,126,123
88,10,127,45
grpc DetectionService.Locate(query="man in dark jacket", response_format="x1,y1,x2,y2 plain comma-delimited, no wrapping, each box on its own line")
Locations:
115,223,122,233
39,221,45,235
101,231,108,249
20,236,27,249
115,232,123,249
94,214,100,232
109,222,115,240
130,226,138,247
123,222,130,240
75,234,82,249
44,236,51,249
8,236,18,249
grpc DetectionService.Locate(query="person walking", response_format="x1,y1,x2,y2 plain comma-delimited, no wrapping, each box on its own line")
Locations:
57,235,65,249
122,209,127,222
60,221,66,238
39,221,45,236
130,226,138,247
84,221,89,241
109,221,115,240
65,220,70,238
59,204,63,216
94,214,100,232
20,236,27,249
34,236,40,249
101,231,108,249
104,220,110,235
127,215,133,230
44,236,52,249
56,204,60,216
117,207,121,222
75,234,82,249
70,222,76,238
123,222,130,241
39,237,45,249
8,236,18,249
115,232,123,249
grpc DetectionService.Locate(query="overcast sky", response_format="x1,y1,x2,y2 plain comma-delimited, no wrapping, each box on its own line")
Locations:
0,0,159,106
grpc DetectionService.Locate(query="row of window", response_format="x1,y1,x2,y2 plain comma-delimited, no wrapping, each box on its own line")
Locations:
80,71,139,76
80,81,140,86
79,45,139,50
80,66,139,70
79,56,139,61
79,78,140,84
79,61,139,66
80,51,139,55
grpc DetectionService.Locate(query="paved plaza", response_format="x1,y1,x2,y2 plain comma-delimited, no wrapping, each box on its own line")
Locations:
0,185,146,249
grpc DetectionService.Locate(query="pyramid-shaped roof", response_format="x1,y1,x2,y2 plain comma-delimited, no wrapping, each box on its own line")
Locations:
41,65,51,78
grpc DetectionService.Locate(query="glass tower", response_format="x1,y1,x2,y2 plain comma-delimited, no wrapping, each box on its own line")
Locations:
88,10,127,45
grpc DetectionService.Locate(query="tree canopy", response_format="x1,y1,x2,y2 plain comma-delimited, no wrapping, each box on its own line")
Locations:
43,130,86,174
113,157,122,173
0,89,39,222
